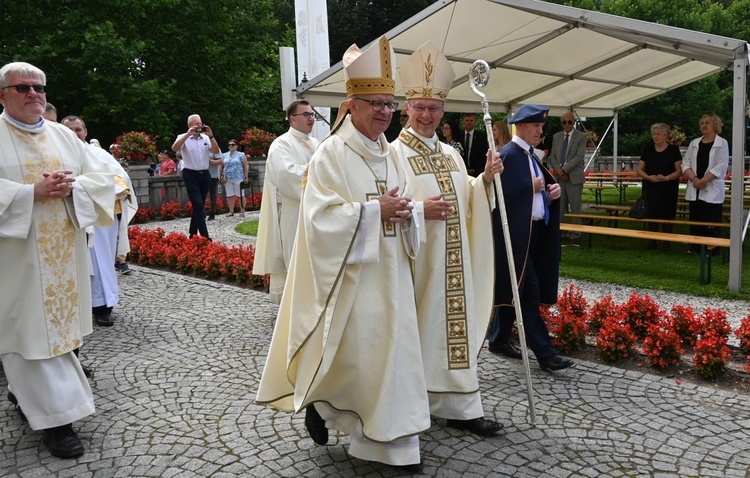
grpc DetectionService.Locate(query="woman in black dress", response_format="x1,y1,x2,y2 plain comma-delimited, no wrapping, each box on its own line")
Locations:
636,123,683,250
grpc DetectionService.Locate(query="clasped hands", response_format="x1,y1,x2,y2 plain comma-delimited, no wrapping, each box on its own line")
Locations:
379,186,414,223
35,170,75,200
533,177,561,200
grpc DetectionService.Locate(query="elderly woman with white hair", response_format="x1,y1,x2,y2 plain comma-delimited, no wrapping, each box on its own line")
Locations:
636,122,683,250
681,114,729,253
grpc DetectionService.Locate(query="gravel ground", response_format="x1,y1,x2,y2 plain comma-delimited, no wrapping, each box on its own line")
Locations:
135,212,750,332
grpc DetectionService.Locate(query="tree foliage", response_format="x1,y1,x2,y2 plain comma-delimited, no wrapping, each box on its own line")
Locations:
1,0,746,155
0,0,294,148
549,0,748,155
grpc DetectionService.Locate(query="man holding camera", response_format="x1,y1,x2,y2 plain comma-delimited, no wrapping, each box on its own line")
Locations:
172,114,220,239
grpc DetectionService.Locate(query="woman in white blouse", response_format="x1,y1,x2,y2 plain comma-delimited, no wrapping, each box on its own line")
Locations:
681,113,729,251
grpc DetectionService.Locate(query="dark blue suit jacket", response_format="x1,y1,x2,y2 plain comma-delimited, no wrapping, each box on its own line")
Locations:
493,141,561,307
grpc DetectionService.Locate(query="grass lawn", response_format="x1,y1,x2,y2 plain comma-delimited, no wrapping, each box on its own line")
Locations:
235,220,259,236
237,188,749,300
566,185,749,300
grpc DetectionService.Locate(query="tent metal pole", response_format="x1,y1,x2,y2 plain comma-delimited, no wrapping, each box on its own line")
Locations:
727,52,747,292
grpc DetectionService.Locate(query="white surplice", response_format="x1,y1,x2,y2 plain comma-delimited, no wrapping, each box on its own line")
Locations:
252,128,319,303
391,129,495,420
256,116,429,466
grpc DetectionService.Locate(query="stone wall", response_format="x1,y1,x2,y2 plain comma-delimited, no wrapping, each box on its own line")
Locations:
132,160,267,208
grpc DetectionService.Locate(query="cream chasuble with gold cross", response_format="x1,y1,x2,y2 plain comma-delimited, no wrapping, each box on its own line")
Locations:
256,115,431,444
391,129,495,418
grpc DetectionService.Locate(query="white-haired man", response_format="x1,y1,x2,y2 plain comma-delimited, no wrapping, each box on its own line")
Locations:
0,62,114,458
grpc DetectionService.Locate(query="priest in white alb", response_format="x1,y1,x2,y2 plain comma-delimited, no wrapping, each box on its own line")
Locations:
252,99,319,303
0,62,114,459
256,36,429,473
391,42,504,436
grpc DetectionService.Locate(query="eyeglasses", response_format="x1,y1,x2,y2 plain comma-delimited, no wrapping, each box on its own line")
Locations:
2,84,47,94
291,112,316,119
561,120,574,125
409,104,444,114
354,98,399,112
228,143,237,146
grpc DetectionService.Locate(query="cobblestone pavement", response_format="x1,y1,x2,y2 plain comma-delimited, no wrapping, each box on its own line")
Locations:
2,216,750,477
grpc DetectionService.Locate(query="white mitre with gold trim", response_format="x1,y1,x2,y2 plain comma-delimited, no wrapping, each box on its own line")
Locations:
343,35,396,97
400,41,455,101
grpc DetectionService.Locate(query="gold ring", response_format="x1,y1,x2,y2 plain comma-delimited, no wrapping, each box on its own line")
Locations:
441,211,447,218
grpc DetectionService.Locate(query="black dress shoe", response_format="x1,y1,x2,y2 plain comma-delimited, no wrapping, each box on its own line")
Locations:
538,355,574,372
7,391,27,422
80,364,94,378
42,424,85,458
95,313,113,327
489,340,522,359
446,417,504,436
396,461,424,473
304,404,329,445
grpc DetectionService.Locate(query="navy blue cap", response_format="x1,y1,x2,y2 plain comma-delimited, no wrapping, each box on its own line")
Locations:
508,104,549,124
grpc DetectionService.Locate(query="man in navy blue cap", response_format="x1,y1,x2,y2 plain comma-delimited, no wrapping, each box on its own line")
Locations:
487,104,574,372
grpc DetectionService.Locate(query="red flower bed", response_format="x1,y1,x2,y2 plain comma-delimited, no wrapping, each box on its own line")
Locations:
545,284,588,353
131,207,158,224
160,200,182,220
621,292,663,339
642,319,684,369
127,226,268,288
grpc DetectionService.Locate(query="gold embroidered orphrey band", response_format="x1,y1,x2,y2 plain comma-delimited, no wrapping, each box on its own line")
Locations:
400,132,469,370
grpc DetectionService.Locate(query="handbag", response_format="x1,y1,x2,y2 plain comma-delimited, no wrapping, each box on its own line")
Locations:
219,174,227,185
629,194,648,219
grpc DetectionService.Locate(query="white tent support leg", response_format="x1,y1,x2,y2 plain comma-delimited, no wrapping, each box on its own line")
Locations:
727,53,747,293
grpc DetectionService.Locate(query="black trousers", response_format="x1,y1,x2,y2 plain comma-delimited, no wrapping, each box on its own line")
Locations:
183,169,210,238
488,221,557,361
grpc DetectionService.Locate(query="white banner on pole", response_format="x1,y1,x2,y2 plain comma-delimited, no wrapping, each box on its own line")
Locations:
295,0,331,140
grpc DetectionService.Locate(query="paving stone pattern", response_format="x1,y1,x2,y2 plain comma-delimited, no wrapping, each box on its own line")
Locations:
1,215,749,477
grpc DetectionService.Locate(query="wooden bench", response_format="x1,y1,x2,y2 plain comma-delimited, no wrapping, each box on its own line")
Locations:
560,223,730,284
585,172,640,203
582,184,615,205
564,213,731,230
590,204,732,220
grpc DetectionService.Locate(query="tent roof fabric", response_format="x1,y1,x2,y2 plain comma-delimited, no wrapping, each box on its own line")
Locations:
296,0,748,117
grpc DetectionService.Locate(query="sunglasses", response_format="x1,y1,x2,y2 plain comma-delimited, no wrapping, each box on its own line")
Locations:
561,120,574,125
228,143,237,146
2,84,47,94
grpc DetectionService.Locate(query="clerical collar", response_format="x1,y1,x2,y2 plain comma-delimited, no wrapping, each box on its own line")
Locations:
2,111,45,132
355,129,381,150
407,127,438,150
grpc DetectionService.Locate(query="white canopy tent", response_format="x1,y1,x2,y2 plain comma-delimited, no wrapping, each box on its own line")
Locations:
295,0,749,290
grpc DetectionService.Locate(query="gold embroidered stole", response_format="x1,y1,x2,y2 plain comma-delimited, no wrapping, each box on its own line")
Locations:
399,131,469,370
11,126,82,355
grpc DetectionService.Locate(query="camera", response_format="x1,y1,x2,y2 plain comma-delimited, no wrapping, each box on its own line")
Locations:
195,126,205,133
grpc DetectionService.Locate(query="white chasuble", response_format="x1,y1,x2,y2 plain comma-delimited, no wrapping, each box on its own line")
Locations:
253,128,319,303
391,130,495,413
256,116,430,444
0,114,114,359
